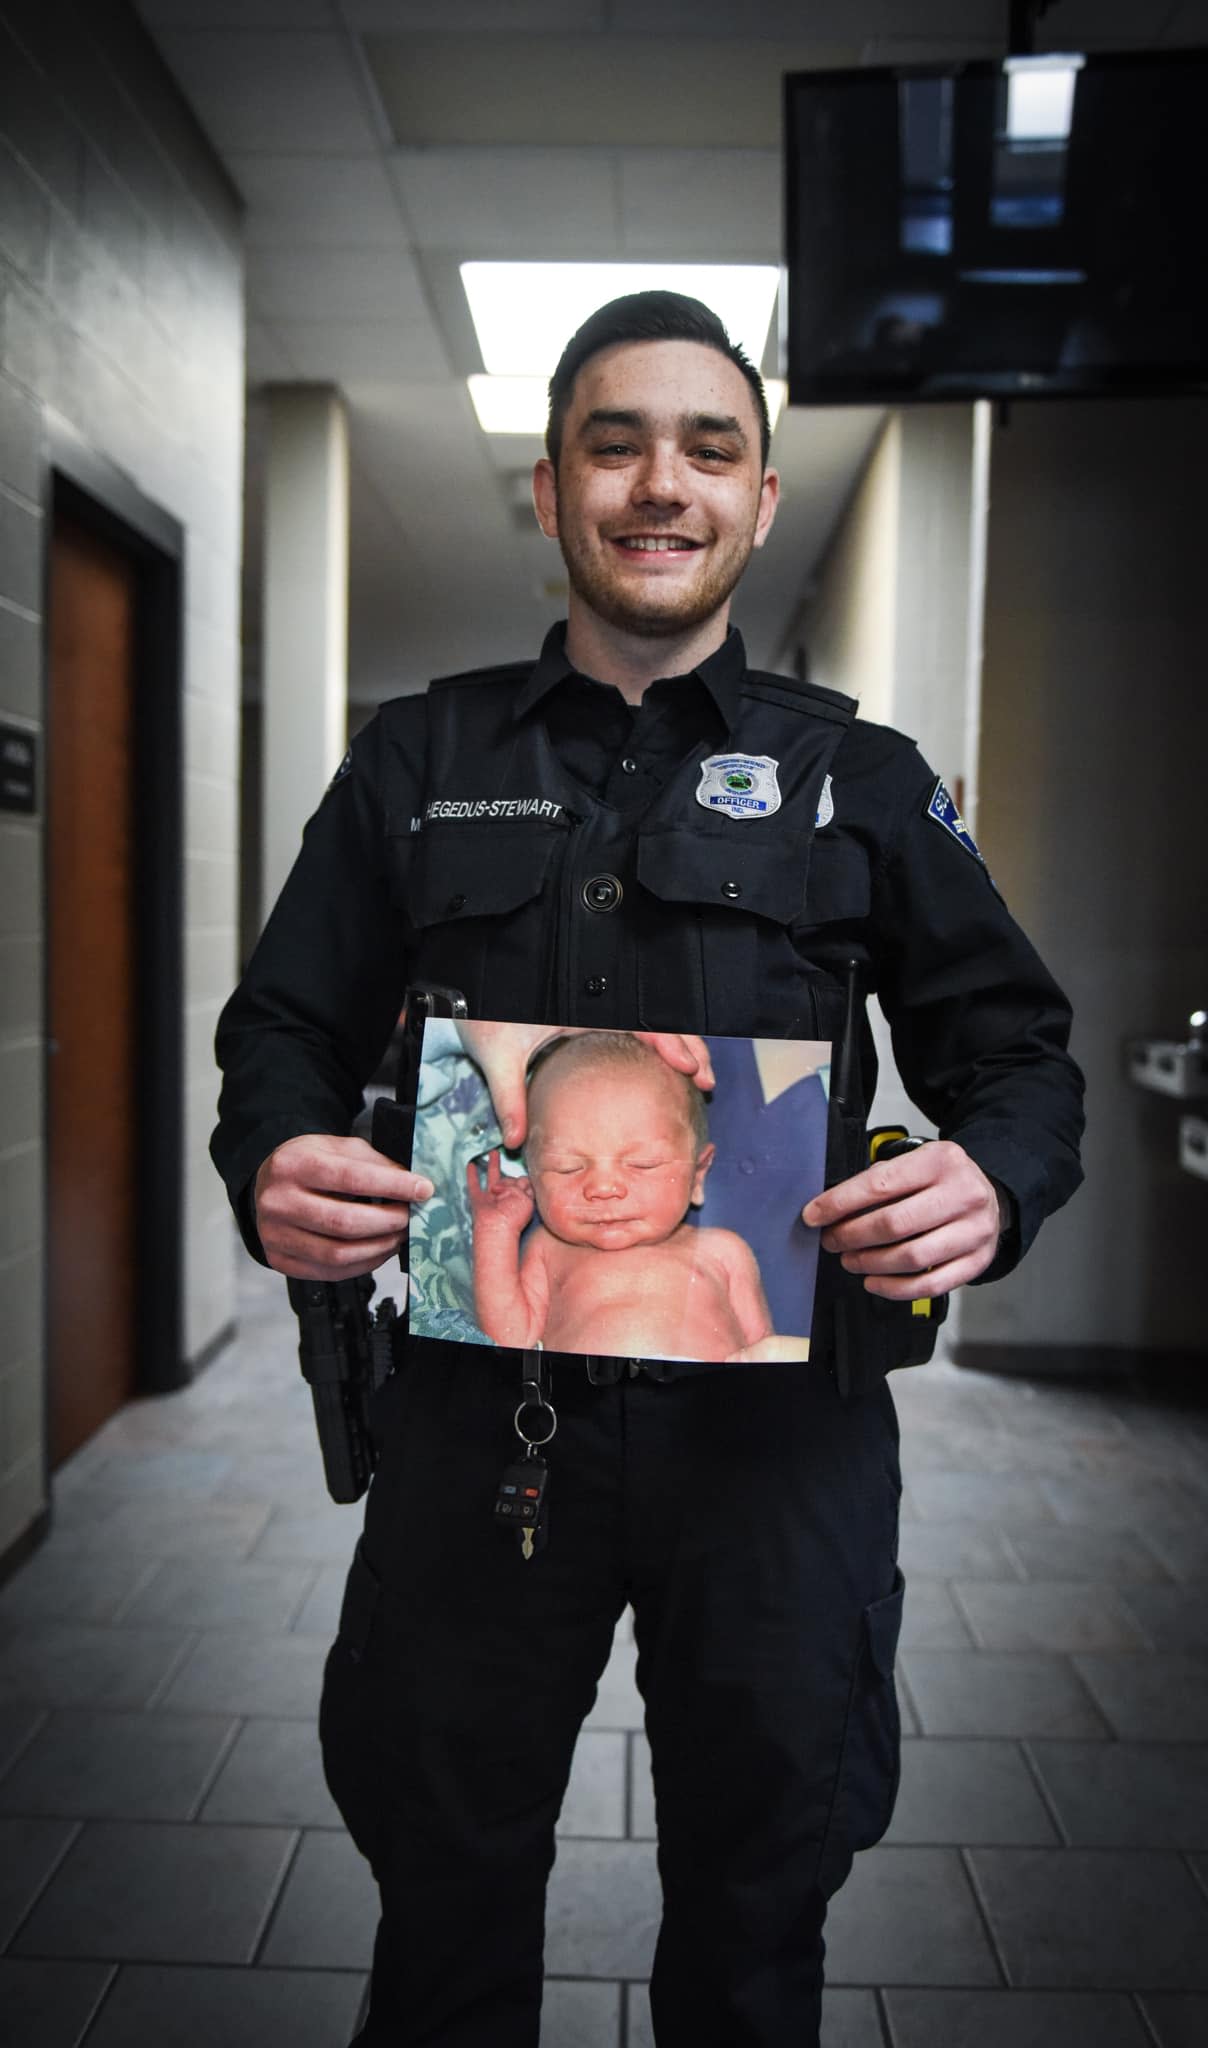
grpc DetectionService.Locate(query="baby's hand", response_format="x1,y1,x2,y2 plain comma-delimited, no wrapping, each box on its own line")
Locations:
466,1150,535,1234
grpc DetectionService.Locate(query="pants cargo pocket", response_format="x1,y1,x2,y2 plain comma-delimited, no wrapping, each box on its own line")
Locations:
816,1566,905,1897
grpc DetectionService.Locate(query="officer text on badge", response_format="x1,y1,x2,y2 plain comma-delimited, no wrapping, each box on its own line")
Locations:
696,754,782,821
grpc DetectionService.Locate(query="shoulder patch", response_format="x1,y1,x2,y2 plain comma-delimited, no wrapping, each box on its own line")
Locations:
326,748,352,794
926,779,983,863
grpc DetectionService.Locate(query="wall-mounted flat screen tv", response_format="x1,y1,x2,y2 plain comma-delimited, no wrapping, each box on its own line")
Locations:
784,51,1208,404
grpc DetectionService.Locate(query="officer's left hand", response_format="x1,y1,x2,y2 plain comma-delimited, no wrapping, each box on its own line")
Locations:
801,1142,1007,1299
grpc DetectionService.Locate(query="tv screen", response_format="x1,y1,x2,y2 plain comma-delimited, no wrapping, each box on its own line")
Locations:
783,51,1208,405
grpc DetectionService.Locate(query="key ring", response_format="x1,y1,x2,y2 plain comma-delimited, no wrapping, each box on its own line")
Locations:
514,1396,557,1448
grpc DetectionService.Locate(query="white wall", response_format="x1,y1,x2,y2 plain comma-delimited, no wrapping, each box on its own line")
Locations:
0,0,244,1559
962,399,1208,1359
802,406,986,1227
806,414,900,725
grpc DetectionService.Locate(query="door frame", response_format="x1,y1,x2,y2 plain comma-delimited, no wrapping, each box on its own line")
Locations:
42,417,187,1450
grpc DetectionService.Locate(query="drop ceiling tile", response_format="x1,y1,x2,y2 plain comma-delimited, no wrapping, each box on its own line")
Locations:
282,320,449,383
346,1,606,25
618,150,780,259
369,36,846,149
607,0,894,38
248,244,426,322
136,2,331,25
229,156,408,248
390,150,618,256
1162,1,1208,44
151,32,377,155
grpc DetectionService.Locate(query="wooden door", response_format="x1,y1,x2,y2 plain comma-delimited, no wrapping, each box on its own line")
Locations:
46,515,139,1465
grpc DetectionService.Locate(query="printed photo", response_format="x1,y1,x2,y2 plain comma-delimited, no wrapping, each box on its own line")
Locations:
407,1021,831,1366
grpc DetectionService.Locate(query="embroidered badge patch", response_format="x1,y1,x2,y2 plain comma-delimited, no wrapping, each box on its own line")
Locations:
926,779,983,862
326,748,352,794
696,753,782,821
815,774,834,830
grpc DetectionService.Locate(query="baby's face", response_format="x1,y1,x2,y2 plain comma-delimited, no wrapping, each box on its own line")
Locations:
526,1065,713,1252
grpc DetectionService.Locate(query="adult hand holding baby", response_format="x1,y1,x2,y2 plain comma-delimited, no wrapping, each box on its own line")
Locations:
456,1021,714,1149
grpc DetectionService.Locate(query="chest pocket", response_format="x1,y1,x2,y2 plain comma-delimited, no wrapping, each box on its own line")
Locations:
635,828,872,1040
391,825,562,1018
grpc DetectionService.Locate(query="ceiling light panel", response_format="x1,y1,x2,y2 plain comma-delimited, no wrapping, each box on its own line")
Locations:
468,374,787,438
462,262,781,378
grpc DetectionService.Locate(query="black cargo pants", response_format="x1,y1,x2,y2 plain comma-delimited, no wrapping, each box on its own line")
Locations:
319,1341,904,2048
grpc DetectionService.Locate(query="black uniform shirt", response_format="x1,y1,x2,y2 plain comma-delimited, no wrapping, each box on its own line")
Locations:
212,626,1084,1279
529,621,736,809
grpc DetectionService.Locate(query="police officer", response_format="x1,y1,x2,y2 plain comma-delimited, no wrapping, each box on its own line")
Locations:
212,293,1083,2047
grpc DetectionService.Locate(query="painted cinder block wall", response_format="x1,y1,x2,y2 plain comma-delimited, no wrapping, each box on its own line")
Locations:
0,0,244,1561
804,394,1208,1369
962,398,1208,1365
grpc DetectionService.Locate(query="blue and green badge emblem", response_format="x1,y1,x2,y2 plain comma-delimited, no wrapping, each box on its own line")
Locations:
696,753,782,820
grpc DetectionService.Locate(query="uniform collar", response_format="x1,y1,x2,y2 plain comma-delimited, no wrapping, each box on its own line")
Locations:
513,620,746,731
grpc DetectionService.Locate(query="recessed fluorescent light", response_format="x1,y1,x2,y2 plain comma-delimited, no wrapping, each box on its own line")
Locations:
461,262,781,378
468,374,787,439
1003,53,1084,143
468,375,549,434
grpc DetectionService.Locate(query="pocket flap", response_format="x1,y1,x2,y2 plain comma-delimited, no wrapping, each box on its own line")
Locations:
864,1566,906,1679
803,839,871,925
637,829,805,925
405,829,559,930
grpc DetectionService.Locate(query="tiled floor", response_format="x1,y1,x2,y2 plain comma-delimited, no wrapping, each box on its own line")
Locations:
2,1256,1207,2046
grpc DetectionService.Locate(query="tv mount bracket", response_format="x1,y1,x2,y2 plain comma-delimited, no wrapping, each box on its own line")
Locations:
1008,0,1059,56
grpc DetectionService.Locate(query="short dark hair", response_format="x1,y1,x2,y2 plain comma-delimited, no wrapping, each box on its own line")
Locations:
545,290,771,472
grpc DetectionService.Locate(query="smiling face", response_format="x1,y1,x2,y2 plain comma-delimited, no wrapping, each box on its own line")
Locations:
532,339,779,644
526,1059,714,1252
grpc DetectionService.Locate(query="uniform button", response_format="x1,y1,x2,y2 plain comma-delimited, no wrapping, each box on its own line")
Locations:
584,975,608,996
621,756,638,775
582,873,623,912
448,893,466,912
720,880,742,900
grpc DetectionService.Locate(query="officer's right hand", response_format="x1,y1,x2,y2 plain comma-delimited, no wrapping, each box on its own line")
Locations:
253,1134,433,1281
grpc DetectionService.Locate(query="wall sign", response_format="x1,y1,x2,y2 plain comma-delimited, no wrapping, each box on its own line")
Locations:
0,723,36,813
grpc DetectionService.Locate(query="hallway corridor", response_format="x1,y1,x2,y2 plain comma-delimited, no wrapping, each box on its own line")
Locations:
1,1256,1206,2047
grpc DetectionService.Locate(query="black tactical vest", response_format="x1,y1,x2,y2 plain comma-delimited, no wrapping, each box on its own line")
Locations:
387,661,859,1045
377,662,936,1393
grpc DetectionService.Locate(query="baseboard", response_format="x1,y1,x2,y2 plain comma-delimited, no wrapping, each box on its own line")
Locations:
0,1504,51,1592
956,1342,1208,1402
185,1319,236,1380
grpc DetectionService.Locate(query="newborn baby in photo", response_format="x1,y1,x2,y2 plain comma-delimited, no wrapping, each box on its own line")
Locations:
467,1031,777,1363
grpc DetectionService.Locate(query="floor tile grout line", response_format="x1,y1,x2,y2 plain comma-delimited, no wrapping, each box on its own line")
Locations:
246,1824,305,1968
69,1957,121,2048
1130,1988,1165,2047
186,1711,246,1822
2,1815,84,1954
107,1556,165,1625
957,1845,1011,1988
1015,1737,1072,1847
893,1654,923,1735
0,1702,50,1785
281,1560,324,1634
142,1627,202,1711
872,1984,895,2045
